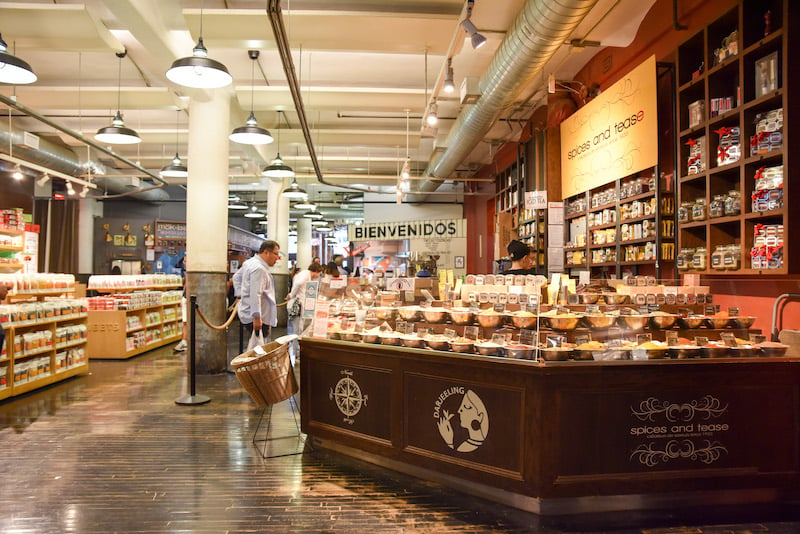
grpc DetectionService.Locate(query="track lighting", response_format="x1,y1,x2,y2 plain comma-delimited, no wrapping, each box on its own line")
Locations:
65,181,75,196
36,174,50,187
461,1,487,49
0,32,37,85
11,164,23,180
79,185,89,198
444,58,455,93
426,101,438,126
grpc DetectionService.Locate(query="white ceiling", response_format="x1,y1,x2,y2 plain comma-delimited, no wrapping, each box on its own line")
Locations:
0,0,655,220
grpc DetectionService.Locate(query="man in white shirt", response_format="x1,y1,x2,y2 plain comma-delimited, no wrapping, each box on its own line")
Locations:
237,240,281,343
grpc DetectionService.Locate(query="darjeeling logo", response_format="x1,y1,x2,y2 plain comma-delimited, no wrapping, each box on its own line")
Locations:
434,386,489,453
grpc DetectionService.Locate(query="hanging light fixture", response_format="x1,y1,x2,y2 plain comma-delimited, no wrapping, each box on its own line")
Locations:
166,3,231,89
228,199,248,210
95,51,141,145
65,181,76,196
244,203,265,218
461,0,487,49
400,110,412,180
0,33,37,84
11,164,23,180
263,110,296,177
303,209,323,219
230,50,273,145
293,200,316,210
79,185,90,198
426,101,438,126
443,58,455,93
160,109,188,178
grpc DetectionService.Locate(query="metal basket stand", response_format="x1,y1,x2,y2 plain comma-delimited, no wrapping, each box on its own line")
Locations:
252,394,311,458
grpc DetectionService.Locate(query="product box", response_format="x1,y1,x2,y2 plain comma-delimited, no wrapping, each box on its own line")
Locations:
715,126,740,166
688,100,704,127
750,109,783,156
686,136,706,175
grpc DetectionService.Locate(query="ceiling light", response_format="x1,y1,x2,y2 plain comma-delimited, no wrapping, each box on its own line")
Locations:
264,154,296,178
166,5,231,89
65,181,75,196
280,178,307,199
316,224,333,233
311,219,329,226
303,209,323,219
79,185,89,198
228,200,248,210
36,174,50,187
293,200,316,210
461,1,487,50
443,58,455,93
244,210,264,219
426,102,438,126
161,109,188,178
11,164,23,180
228,195,240,202
230,51,273,145
258,219,269,225
0,33,37,84
95,51,141,145
400,157,411,180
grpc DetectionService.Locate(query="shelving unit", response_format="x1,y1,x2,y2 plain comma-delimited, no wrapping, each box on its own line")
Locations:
87,302,182,359
563,167,675,278
0,227,25,274
676,0,797,275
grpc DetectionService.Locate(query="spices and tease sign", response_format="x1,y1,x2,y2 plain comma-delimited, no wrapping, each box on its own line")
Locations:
560,55,658,199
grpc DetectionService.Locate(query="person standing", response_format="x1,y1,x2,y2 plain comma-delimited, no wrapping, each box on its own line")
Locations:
286,262,323,337
237,240,281,344
504,239,536,275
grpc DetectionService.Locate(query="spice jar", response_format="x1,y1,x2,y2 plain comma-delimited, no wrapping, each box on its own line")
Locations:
691,198,707,221
710,195,725,218
678,201,692,223
711,245,725,270
677,248,694,271
724,190,741,216
692,246,707,270
723,244,741,270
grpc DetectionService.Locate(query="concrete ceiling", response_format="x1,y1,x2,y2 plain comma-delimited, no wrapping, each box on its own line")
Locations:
0,0,655,225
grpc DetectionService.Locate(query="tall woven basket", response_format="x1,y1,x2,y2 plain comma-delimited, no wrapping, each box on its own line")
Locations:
231,341,298,407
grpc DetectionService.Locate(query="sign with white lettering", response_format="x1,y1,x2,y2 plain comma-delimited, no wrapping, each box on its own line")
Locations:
348,218,466,241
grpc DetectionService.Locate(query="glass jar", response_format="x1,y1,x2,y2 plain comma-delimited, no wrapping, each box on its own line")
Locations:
709,195,725,218
692,246,707,270
723,244,741,270
678,201,692,223
724,190,741,216
711,245,725,270
691,198,707,221
677,248,694,271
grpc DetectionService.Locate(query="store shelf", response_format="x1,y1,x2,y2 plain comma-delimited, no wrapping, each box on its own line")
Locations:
55,339,88,350
88,285,182,293
12,363,88,396
0,245,23,252
7,289,77,300
15,346,55,359
0,228,25,235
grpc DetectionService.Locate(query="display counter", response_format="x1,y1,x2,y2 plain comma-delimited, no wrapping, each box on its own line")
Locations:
300,338,800,514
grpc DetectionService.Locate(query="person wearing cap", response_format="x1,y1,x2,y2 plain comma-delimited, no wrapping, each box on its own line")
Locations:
237,240,281,342
504,239,536,275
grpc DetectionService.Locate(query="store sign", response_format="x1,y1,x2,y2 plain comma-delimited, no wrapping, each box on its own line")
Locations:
560,55,658,199
348,219,466,241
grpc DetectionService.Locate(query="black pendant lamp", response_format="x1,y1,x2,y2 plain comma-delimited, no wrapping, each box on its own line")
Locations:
166,3,231,89
230,50,273,145
95,51,141,145
0,32,37,84
160,109,188,179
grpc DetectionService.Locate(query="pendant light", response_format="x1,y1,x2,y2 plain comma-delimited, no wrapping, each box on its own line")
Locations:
0,33,37,84
244,203,265,218
160,109,188,178
230,50,273,145
263,110,296,179
443,58,455,93
165,3,232,89
95,51,141,145
293,199,316,210
303,209,323,219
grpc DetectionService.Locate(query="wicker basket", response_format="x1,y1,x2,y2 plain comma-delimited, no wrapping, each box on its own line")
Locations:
231,341,298,407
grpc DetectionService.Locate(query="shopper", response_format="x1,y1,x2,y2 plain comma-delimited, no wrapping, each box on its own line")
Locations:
332,254,349,276
323,261,340,277
237,240,281,344
286,262,323,355
504,239,535,275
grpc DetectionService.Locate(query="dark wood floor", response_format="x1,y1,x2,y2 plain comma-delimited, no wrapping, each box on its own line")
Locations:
0,330,799,533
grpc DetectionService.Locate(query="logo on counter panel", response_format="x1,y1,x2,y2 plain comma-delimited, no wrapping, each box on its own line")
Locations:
434,386,489,453
629,395,729,466
329,370,368,424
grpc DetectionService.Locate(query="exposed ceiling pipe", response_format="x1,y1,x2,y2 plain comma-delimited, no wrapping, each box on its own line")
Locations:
0,93,169,200
266,0,390,195
408,0,599,202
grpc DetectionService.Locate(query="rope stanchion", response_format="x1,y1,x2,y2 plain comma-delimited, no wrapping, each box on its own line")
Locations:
196,299,240,330
175,295,211,406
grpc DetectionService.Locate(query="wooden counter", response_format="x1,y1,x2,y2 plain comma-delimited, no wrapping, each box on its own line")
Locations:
299,338,800,514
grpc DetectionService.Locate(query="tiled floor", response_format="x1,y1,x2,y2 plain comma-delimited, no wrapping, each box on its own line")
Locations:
0,330,799,533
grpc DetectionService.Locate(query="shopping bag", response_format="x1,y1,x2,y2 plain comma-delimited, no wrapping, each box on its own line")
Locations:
247,330,265,351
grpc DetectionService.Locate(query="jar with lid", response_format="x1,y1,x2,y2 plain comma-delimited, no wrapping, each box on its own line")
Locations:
691,198,707,221
678,201,692,223
711,245,726,270
692,246,707,270
724,190,741,216
710,195,725,218
723,244,741,270
677,248,694,271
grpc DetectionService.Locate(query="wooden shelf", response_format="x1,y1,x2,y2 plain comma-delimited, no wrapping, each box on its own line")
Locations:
12,363,88,396
6,289,77,301
0,228,25,235
0,245,22,252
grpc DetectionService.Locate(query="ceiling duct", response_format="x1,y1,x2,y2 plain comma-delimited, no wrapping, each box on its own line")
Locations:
409,0,599,202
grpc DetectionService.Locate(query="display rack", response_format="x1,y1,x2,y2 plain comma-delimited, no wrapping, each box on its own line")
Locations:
0,227,24,274
87,301,181,359
676,0,797,274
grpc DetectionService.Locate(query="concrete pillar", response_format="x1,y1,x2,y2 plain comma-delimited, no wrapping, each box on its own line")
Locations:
186,90,229,374
266,177,291,326
296,217,312,269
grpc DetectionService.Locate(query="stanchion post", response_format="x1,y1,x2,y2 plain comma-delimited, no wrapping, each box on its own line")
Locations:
175,294,211,405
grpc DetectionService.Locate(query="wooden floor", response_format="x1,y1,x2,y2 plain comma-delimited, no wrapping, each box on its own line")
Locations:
0,330,799,533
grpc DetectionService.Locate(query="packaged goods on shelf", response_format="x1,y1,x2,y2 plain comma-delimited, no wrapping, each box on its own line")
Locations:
0,273,76,294
751,223,784,270
688,99,704,127
0,299,87,327
87,273,182,290
709,96,733,118
0,233,23,248
0,365,7,389
750,109,783,156
751,165,783,212
685,136,706,175
714,125,740,166
0,208,25,231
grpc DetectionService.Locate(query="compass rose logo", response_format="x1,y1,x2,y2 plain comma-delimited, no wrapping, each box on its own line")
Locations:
329,370,368,423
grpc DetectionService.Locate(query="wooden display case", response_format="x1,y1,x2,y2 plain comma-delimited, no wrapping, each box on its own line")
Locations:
0,312,89,401
0,227,25,273
87,302,181,359
676,0,798,275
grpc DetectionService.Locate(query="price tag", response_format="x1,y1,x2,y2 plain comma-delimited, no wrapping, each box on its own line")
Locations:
607,327,623,346
728,307,739,317
631,348,647,360
575,334,591,346
519,329,535,346
421,289,435,302
750,333,767,344
404,291,415,302
463,326,479,340
545,335,564,348
493,303,506,313
396,320,407,333
636,333,653,345
720,332,737,347
405,323,415,335
518,293,528,304
444,328,457,339
417,327,429,338
498,293,508,304
606,305,618,313
705,305,719,316
638,306,650,315
329,277,346,289
694,336,709,347
491,333,507,345
526,303,539,314
666,331,679,346
620,308,633,316
648,305,661,313
586,304,599,313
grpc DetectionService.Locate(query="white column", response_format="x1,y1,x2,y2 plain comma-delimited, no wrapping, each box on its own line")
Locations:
296,217,312,269
187,91,229,273
266,177,290,275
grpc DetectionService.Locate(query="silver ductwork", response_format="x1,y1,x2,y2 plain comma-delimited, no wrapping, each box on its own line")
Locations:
0,127,169,202
410,0,599,201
